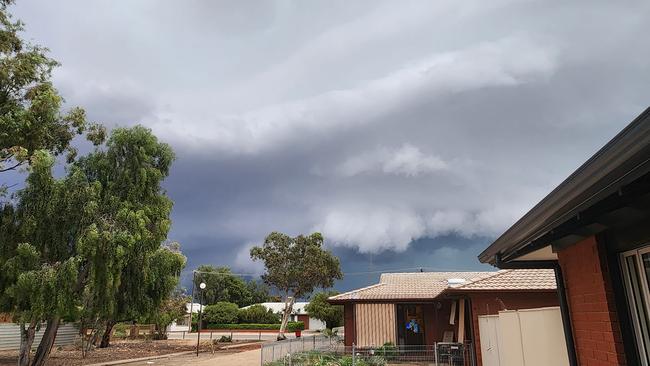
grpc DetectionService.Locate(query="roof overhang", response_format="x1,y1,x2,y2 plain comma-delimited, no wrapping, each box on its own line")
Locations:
480,107,650,266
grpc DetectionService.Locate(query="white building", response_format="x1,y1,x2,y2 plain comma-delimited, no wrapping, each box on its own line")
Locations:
242,302,326,331
167,302,204,332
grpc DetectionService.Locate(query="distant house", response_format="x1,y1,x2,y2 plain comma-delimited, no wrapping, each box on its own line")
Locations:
167,302,205,332
328,270,559,364
479,107,650,365
243,302,327,331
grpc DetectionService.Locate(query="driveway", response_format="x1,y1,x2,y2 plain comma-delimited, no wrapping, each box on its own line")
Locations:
118,348,261,366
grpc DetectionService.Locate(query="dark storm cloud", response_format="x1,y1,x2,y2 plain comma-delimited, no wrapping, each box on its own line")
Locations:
11,0,650,289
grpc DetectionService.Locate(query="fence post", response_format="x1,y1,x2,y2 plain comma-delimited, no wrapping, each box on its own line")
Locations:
434,342,438,366
352,343,356,366
272,344,275,362
313,335,316,350
259,331,262,341
182,331,185,340
260,343,264,366
302,336,305,351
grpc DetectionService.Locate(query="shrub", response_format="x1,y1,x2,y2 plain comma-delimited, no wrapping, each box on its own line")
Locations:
375,342,397,360
238,304,280,324
218,335,232,342
204,321,304,331
203,302,239,324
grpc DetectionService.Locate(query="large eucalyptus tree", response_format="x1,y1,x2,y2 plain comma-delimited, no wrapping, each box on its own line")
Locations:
250,232,342,340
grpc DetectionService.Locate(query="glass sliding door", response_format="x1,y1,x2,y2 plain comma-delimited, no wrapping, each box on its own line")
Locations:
621,246,650,365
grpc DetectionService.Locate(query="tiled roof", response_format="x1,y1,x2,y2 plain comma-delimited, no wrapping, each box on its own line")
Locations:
329,271,495,301
328,269,557,302
450,269,557,291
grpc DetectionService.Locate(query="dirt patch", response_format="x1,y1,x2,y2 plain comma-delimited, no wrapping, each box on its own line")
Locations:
0,339,260,366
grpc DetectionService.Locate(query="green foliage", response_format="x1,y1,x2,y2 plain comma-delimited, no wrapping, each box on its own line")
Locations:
0,126,182,357
203,321,304,331
0,1,105,189
143,290,188,337
73,126,181,333
250,232,343,300
203,302,239,324
194,265,269,307
375,342,397,360
246,280,271,306
272,352,385,366
0,151,98,324
250,231,342,337
238,304,280,324
305,291,343,329
217,335,232,343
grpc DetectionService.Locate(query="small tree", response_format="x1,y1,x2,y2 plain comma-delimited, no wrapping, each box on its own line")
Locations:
194,265,251,306
202,302,239,325
238,304,280,324
244,280,271,306
305,291,343,329
250,232,342,340
144,290,188,339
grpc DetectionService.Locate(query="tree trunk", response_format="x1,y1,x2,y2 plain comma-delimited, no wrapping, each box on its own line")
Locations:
99,320,115,348
18,322,36,366
277,297,295,341
30,317,60,366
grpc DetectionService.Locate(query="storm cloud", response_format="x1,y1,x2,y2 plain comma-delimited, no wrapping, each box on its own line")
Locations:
13,0,650,289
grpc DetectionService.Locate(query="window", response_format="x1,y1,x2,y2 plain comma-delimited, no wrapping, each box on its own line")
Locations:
621,247,650,365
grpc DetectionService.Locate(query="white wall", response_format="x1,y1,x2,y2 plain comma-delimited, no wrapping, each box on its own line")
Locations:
478,306,569,366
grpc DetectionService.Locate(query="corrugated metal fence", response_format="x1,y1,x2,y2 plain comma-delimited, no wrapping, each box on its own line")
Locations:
0,323,79,351
354,303,396,347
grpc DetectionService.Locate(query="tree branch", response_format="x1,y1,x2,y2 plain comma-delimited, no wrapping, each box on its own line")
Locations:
0,160,25,172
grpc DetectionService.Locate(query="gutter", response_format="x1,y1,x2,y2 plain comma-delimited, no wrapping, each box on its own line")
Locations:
495,254,577,366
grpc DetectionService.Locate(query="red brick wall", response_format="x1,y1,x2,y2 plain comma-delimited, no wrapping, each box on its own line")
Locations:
469,291,560,366
557,236,627,365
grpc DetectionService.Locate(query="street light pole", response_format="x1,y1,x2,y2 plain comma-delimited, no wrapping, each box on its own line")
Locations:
196,282,206,357
188,271,196,332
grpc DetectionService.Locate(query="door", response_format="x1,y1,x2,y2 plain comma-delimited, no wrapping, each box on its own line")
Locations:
396,304,426,346
621,246,650,366
297,315,310,330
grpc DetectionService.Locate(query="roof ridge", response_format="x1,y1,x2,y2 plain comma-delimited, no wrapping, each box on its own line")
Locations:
328,283,386,300
455,269,512,289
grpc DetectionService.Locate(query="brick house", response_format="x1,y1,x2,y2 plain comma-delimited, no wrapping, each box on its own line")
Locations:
328,269,558,364
479,107,650,365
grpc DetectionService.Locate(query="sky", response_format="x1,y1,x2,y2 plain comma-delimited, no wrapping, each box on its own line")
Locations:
9,0,650,293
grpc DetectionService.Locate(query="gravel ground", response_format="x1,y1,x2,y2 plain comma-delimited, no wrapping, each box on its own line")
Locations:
0,339,259,366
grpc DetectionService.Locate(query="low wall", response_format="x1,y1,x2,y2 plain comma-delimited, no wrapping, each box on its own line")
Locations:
0,323,79,351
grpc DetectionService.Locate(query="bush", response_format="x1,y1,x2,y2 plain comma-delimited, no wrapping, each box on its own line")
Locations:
375,342,397,360
204,321,304,331
203,302,239,324
238,304,280,324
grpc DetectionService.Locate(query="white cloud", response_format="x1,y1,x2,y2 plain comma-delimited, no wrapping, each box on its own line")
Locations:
337,143,447,177
233,242,266,275
314,207,427,253
149,36,556,155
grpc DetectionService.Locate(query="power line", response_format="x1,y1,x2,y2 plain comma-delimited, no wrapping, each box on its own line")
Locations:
180,265,486,279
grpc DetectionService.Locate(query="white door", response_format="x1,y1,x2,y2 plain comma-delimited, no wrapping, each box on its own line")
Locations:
621,245,650,365
478,315,501,366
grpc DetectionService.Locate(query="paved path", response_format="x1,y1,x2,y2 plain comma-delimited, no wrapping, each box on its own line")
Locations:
114,348,261,366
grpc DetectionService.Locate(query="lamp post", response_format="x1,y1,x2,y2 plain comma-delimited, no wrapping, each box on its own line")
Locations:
196,282,206,356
